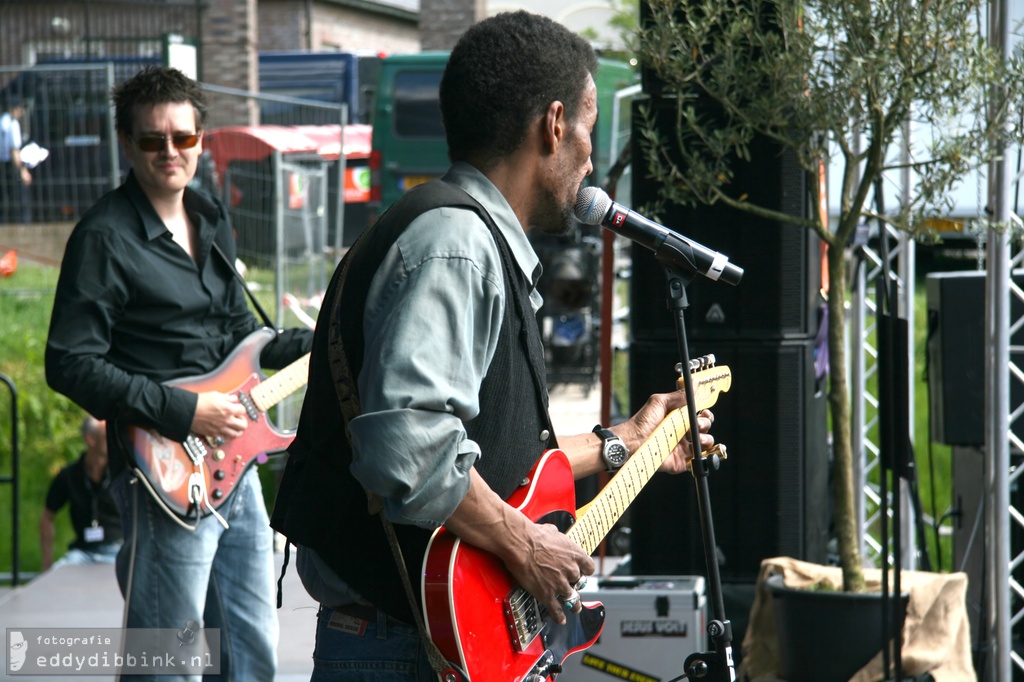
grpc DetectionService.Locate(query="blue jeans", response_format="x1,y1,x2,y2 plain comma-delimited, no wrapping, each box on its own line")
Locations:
112,468,278,682
311,605,436,681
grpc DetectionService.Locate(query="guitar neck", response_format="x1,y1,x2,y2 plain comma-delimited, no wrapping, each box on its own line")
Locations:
566,365,731,555
567,409,690,555
250,353,311,412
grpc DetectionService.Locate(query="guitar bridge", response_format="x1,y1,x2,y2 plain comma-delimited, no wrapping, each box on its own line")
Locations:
504,586,543,652
183,434,208,466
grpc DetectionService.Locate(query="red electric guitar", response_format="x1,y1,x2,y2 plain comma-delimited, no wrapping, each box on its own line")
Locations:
123,328,310,524
421,357,732,681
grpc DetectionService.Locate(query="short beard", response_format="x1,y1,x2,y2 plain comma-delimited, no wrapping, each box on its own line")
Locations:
532,190,577,237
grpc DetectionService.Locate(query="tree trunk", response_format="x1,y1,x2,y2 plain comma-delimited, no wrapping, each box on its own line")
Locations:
827,244,865,593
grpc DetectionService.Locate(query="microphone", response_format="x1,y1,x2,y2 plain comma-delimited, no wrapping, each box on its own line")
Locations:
574,186,743,286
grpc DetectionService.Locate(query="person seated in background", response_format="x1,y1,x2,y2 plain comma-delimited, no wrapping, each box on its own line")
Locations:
40,416,122,570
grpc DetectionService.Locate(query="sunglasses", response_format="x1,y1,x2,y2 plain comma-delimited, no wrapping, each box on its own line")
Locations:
134,132,202,153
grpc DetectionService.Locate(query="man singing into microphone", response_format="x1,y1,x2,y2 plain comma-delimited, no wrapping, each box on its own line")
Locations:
271,11,715,679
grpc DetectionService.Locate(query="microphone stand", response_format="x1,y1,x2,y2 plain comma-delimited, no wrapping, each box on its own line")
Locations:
654,262,736,682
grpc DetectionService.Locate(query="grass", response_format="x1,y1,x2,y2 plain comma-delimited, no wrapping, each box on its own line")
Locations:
0,263,80,579
0,259,284,582
907,283,954,570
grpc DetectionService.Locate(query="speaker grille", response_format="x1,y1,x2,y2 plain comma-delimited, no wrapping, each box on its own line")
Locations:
629,98,820,342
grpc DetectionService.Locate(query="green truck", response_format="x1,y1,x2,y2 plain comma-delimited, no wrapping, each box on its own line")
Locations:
367,52,640,221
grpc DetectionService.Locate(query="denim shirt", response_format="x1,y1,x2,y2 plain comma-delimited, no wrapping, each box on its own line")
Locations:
297,162,543,607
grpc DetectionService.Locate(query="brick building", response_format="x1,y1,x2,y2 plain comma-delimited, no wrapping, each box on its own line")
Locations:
0,0,420,127
259,0,419,53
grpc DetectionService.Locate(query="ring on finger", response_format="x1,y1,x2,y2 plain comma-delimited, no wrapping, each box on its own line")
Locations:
561,591,579,609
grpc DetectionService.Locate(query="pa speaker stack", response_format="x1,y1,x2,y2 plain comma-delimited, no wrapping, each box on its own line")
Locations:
626,93,830,583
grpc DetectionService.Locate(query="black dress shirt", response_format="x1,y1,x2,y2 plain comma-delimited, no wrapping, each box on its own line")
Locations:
46,171,312,475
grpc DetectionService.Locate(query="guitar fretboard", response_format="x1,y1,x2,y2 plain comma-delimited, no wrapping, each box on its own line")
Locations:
567,368,731,555
250,353,311,412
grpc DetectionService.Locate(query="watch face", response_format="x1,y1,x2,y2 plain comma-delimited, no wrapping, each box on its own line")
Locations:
606,442,628,467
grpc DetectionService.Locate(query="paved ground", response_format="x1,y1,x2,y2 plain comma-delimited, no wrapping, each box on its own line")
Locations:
0,556,317,681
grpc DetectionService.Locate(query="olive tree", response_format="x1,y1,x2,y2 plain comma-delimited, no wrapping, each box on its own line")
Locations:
633,0,1023,591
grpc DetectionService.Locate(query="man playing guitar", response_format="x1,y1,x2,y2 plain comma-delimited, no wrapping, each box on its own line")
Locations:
46,66,312,681
270,11,715,682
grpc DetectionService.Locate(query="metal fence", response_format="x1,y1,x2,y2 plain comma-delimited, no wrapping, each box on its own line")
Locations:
192,87,356,429
0,0,201,70
0,0,203,221
1,62,123,222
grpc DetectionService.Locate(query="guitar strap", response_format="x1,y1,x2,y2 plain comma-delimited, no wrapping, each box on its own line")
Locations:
211,241,276,330
323,194,464,681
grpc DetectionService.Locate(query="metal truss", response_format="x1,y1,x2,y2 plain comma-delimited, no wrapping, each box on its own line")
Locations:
1005,231,1024,679
988,214,1023,681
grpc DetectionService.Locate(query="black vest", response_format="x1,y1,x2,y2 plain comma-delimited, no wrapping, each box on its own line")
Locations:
271,179,555,623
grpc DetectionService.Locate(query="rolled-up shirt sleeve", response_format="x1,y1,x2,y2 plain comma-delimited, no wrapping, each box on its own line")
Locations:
348,207,505,528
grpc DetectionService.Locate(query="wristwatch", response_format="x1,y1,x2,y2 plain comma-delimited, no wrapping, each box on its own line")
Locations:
593,425,628,472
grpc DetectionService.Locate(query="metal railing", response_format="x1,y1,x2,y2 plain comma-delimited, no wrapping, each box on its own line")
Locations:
0,372,20,586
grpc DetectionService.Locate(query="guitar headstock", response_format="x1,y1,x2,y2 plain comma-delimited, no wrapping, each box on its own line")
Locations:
674,354,732,411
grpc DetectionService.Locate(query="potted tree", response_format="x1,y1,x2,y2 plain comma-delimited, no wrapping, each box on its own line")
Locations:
631,0,1022,678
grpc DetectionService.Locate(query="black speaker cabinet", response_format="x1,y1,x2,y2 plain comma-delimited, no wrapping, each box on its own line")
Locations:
627,337,830,582
926,271,1024,446
629,98,821,342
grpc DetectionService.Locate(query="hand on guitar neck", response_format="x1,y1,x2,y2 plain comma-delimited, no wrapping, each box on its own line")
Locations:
192,391,249,443
618,390,716,475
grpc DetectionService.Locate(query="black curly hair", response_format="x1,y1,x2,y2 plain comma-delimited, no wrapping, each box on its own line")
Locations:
112,65,207,137
440,11,597,167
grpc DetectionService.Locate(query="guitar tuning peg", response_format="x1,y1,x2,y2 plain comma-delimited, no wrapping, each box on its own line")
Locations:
708,443,727,460
688,358,701,373
705,354,716,367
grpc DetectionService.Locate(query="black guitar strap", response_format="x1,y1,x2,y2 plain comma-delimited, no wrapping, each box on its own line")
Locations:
211,241,275,330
